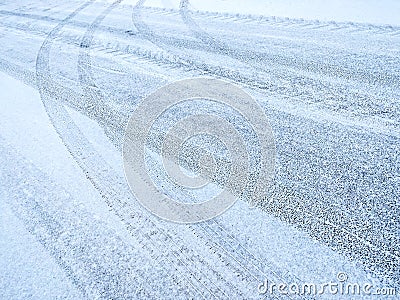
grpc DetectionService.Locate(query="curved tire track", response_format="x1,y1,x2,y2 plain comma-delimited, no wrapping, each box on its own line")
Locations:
34,1,269,298
76,0,297,298
34,1,222,298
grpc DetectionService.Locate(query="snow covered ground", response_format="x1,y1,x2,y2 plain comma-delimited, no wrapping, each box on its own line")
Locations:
0,0,399,299
142,0,400,26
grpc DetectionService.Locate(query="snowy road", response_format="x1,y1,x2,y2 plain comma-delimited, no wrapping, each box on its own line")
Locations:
0,0,399,298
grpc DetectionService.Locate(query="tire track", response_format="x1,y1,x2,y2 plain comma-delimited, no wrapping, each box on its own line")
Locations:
75,1,235,297
76,1,295,298
77,0,127,140
0,138,179,299
33,1,221,298
133,0,400,287
34,1,261,298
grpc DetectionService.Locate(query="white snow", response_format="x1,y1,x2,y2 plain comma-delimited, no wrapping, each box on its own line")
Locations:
132,0,400,26
0,70,384,297
0,0,398,297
